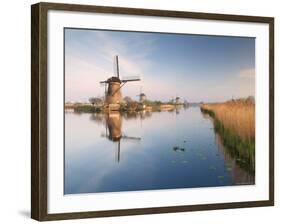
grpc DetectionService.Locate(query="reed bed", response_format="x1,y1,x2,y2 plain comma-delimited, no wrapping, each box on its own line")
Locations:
201,99,255,173
201,100,255,141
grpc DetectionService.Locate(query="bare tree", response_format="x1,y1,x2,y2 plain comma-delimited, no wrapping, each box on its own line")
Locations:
89,97,103,106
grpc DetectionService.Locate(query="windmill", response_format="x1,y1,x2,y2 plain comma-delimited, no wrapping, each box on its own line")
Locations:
136,86,146,103
175,96,180,105
100,55,141,110
101,112,141,162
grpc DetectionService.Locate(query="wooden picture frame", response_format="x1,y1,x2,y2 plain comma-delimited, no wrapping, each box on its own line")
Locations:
31,2,274,221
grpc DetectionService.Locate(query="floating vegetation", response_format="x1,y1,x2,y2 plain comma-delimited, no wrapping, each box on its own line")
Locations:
225,165,233,171
209,165,216,170
236,158,247,164
173,145,185,152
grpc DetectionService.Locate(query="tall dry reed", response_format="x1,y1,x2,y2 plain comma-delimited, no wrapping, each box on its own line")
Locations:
201,100,255,141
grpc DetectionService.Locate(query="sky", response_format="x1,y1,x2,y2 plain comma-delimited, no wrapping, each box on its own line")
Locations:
65,28,255,103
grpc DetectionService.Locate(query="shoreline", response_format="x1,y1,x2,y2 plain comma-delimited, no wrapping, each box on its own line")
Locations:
65,103,185,113
200,103,255,174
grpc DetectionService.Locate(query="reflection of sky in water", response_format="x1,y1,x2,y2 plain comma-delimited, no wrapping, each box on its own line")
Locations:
65,107,254,194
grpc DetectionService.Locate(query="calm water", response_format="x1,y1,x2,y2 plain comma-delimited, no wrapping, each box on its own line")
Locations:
64,107,254,194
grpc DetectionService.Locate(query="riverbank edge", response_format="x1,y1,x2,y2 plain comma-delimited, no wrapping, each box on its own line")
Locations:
69,103,184,113
200,107,255,174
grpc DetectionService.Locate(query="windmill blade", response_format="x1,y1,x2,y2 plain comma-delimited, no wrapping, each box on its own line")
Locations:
113,55,120,78
116,140,120,162
100,80,108,85
121,134,141,141
121,75,141,82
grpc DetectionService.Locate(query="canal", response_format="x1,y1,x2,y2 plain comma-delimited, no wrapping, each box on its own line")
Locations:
64,106,254,194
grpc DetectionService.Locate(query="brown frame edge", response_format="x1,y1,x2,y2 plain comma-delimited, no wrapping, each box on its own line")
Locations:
31,2,274,221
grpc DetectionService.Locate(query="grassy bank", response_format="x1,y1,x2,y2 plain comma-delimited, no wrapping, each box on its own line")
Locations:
201,100,255,174
73,105,102,113
70,101,179,113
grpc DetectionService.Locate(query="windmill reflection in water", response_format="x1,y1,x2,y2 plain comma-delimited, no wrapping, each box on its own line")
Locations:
100,111,141,162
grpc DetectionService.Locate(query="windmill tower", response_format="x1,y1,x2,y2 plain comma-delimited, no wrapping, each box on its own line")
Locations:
100,55,141,111
136,86,146,103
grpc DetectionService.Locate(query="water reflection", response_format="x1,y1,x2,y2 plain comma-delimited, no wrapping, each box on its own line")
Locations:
215,133,254,184
99,111,141,162
175,105,182,114
65,107,254,194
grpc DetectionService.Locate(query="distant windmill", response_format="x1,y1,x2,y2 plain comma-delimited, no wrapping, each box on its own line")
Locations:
175,96,180,104
100,55,141,110
136,86,146,103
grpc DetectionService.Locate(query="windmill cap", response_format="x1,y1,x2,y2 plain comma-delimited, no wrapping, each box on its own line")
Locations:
107,76,121,83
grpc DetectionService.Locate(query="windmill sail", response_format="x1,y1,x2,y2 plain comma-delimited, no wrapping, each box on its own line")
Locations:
121,76,141,82
113,55,118,78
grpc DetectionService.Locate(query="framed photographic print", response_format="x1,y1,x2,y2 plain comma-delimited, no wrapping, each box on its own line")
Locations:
31,2,274,221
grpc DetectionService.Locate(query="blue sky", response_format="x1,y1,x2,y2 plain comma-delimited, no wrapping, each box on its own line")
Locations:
65,28,255,103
